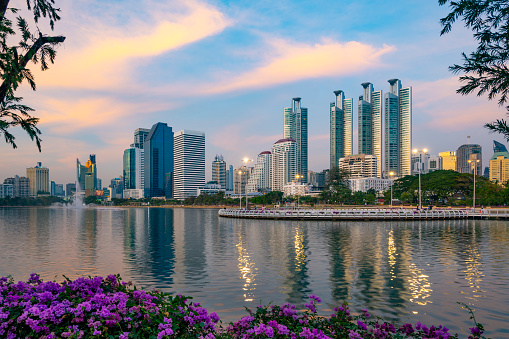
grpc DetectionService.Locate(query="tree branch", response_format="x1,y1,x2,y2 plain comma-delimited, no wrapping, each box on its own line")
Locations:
0,34,65,103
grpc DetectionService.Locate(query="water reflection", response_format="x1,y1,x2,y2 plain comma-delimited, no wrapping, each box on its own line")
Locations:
0,208,508,337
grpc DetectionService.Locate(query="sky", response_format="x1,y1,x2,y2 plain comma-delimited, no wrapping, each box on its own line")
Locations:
1,0,507,185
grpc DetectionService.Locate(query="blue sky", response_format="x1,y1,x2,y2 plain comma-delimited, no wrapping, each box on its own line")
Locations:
0,0,506,184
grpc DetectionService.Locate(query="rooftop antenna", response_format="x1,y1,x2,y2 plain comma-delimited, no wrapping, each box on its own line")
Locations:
467,135,471,144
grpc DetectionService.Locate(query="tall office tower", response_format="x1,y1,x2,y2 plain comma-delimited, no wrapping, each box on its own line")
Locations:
144,122,174,198
456,144,482,175
233,165,250,195
270,138,297,191
284,98,308,183
26,162,49,196
212,155,227,189
489,140,509,183
330,90,353,169
3,175,30,197
246,151,271,193
358,83,382,177
226,165,234,190
173,130,205,200
134,128,150,149
77,155,98,196
123,145,144,190
384,79,412,177
338,154,377,178
439,151,457,171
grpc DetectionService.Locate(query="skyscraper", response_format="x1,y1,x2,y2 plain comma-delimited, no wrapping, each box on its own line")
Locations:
226,165,234,191
330,90,353,169
234,166,250,195
439,151,457,171
284,98,308,183
123,145,144,190
456,143,482,175
489,140,509,184
270,138,297,191
384,79,412,177
246,151,271,193
26,162,49,196
173,130,205,200
358,83,382,178
144,122,174,198
3,175,29,197
212,155,227,189
134,128,150,149
77,155,98,196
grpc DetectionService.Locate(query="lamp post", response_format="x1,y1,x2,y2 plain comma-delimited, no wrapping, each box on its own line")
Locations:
389,171,395,208
295,174,303,208
412,148,428,210
468,159,480,212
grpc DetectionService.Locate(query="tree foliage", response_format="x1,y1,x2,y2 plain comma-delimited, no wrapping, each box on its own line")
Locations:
0,0,65,150
439,0,509,141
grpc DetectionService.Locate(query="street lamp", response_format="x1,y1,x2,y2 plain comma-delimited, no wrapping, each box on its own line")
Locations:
389,171,395,208
468,159,481,212
295,174,304,208
412,148,428,210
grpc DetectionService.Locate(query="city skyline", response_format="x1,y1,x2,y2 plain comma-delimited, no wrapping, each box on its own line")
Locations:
0,0,506,184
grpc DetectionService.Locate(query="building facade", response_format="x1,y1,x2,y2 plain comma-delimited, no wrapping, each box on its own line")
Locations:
330,90,353,169
3,175,30,197
0,184,13,198
233,165,250,195
26,162,49,196
173,130,205,200
246,151,271,193
134,128,150,149
384,79,412,177
439,151,457,171
346,178,393,193
284,98,308,183
489,140,509,184
270,138,297,191
212,155,227,189
77,155,98,196
358,83,382,178
123,145,144,192
456,144,482,175
144,122,174,198
338,154,377,179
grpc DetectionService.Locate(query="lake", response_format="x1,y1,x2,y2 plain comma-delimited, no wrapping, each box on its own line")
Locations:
0,207,508,337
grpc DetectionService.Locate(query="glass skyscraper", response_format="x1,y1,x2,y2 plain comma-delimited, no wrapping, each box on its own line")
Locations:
384,79,412,177
284,98,308,183
330,90,353,169
358,83,382,178
144,122,174,198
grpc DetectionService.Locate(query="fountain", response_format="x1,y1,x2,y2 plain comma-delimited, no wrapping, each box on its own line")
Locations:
71,180,85,208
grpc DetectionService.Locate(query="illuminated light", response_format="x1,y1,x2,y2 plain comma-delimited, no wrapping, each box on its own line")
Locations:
412,149,418,154
423,148,428,153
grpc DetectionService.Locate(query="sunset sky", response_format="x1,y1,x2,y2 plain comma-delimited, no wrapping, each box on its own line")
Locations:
1,0,507,184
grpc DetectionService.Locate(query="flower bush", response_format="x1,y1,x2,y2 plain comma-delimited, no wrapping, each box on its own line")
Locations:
0,274,488,338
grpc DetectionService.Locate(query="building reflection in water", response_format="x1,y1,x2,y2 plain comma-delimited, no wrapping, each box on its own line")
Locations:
283,225,311,304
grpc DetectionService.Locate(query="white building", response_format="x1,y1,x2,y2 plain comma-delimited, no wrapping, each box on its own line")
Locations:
174,130,205,200
197,182,225,196
428,155,442,173
338,154,377,178
347,178,393,192
283,181,311,197
0,184,14,198
122,189,144,199
270,138,297,191
412,152,430,175
233,165,251,194
246,151,271,193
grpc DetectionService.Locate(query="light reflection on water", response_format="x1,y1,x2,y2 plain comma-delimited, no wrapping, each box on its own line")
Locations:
0,207,508,337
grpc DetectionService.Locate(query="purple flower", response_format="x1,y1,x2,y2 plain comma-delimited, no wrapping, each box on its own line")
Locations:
357,320,368,331
309,294,322,303
348,330,363,339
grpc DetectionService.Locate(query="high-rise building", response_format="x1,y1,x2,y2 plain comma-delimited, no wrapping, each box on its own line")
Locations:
134,128,150,149
77,155,98,196
50,181,65,196
234,165,250,195
358,83,382,178
284,98,308,183
212,155,227,189
0,184,13,198
26,162,49,196
123,145,144,190
456,144,482,174
338,154,377,178
3,175,29,197
174,130,205,200
308,170,327,190
246,151,271,193
384,79,412,177
439,151,457,171
65,183,76,197
330,90,353,169
412,152,430,175
144,122,174,198
489,140,509,184
270,138,297,191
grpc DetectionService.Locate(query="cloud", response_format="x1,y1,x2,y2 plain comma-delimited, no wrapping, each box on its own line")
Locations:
413,76,506,131
34,1,231,91
203,39,395,94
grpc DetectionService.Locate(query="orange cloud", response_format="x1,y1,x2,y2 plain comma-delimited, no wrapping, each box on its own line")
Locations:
34,1,231,91
203,39,395,94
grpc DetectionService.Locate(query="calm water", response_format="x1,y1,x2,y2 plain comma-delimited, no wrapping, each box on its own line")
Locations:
1,207,508,337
